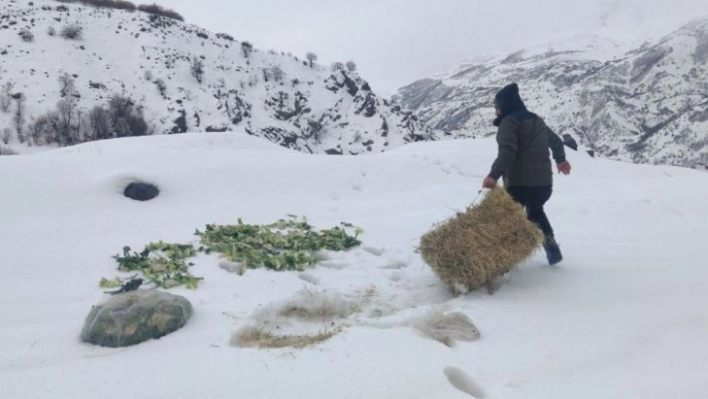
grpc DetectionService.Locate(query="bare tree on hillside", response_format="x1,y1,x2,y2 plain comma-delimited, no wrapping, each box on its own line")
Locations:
1,128,10,145
27,116,48,145
271,65,285,82
137,3,184,21
61,24,83,40
306,52,318,68
89,105,111,140
190,56,205,84
58,73,76,98
331,62,344,72
154,78,167,96
346,61,357,72
19,29,34,42
76,0,137,11
261,67,271,82
14,94,26,142
54,99,80,146
241,41,253,58
0,81,13,113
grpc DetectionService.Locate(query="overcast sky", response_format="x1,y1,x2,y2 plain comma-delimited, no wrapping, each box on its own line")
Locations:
157,0,708,94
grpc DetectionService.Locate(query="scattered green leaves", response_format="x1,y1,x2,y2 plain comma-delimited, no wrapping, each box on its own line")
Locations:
101,241,202,290
99,216,362,291
98,276,123,289
196,216,362,272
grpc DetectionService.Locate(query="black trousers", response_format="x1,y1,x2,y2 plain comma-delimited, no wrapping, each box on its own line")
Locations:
506,186,554,238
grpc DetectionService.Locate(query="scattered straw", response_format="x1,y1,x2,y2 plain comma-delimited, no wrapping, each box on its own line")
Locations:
232,326,342,349
276,288,359,321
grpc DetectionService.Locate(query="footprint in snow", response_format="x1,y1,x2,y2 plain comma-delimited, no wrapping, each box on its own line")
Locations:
319,261,349,270
379,260,408,270
387,271,405,282
362,246,385,256
298,272,320,285
444,367,486,398
410,310,480,347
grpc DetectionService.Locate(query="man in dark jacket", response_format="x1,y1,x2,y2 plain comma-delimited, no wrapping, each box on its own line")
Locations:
482,83,571,265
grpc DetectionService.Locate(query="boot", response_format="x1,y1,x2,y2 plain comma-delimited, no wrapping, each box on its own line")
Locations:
543,236,563,265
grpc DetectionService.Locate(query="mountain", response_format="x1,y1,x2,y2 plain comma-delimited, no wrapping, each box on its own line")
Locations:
0,0,436,155
395,17,708,169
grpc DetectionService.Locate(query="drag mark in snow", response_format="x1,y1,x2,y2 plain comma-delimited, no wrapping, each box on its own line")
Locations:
411,310,480,347
362,246,385,256
379,260,408,269
298,272,320,285
387,271,404,282
444,367,486,398
319,260,350,270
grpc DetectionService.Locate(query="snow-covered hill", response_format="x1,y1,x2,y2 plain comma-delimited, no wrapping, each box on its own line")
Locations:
0,0,436,155
2,131,708,398
396,17,708,169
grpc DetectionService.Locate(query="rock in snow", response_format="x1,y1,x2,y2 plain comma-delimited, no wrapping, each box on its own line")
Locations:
80,290,192,347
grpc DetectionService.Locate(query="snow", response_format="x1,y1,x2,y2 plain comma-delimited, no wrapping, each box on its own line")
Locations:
2,131,708,398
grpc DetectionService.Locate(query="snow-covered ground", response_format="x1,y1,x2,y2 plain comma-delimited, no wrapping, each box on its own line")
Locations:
1,131,707,398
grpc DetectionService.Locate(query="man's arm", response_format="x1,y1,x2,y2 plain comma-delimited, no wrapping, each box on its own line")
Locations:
546,126,566,164
488,119,519,180
546,126,572,175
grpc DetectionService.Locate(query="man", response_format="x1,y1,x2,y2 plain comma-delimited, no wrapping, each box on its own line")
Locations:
482,83,571,265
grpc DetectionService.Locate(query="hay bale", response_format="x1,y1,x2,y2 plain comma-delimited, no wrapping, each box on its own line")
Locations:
420,188,544,294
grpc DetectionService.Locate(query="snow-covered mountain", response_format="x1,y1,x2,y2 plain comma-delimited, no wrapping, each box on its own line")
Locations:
0,0,436,155
396,17,708,169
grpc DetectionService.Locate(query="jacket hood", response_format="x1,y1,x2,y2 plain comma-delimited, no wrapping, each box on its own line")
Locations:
493,83,527,126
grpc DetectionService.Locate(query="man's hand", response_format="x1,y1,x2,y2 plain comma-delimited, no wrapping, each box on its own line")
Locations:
482,176,497,188
557,161,571,175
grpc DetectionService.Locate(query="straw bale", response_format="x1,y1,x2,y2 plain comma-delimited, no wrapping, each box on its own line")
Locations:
420,188,543,294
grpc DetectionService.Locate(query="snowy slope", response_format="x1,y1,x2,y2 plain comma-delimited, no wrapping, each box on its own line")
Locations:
396,17,708,169
0,0,436,155
1,131,708,398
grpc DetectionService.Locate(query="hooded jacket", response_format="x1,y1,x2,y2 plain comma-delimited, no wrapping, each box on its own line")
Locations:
489,83,566,187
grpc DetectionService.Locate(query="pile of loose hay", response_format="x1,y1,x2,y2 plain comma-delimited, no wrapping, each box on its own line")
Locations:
232,326,342,349
230,288,359,349
420,187,544,294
